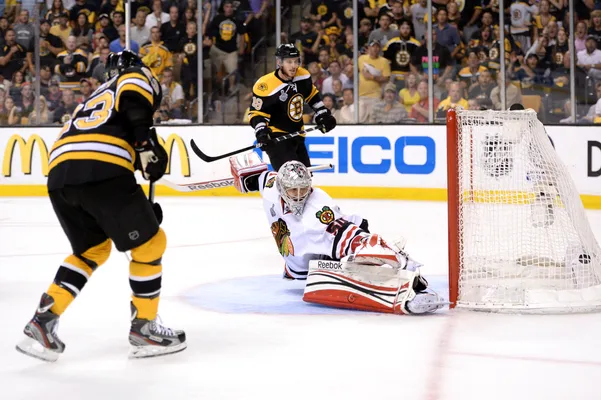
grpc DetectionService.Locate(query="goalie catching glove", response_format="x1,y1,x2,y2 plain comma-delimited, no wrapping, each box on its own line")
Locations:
134,127,168,182
230,152,268,193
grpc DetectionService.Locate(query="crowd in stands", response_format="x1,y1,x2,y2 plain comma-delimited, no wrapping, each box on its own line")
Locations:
1,0,601,125
0,0,269,125
283,0,601,125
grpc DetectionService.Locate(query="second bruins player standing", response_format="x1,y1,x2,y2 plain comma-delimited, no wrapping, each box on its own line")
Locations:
247,44,336,171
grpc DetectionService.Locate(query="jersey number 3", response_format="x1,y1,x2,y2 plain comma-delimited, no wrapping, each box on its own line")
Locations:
59,91,115,137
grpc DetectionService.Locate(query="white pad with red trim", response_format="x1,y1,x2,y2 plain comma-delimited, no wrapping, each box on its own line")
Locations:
302,259,444,314
229,152,268,193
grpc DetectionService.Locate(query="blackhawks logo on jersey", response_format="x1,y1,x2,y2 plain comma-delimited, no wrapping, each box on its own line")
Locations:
316,206,335,225
265,175,276,188
271,218,294,257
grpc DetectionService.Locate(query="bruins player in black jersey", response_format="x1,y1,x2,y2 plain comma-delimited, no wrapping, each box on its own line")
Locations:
248,43,337,171
16,50,186,362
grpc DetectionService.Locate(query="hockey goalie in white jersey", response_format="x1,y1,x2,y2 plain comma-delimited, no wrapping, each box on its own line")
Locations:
230,153,446,315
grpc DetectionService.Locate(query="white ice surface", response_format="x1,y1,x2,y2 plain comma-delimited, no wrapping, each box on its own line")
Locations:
1,197,600,400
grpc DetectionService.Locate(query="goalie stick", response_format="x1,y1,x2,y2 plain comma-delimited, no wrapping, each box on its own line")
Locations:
189,126,324,162
159,164,334,192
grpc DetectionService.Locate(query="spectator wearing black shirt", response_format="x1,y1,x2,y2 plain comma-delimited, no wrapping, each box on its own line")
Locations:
45,0,69,27
40,19,64,68
310,0,338,28
0,29,29,82
468,69,494,108
98,0,121,20
97,14,114,40
589,10,601,50
103,11,125,43
290,17,321,65
337,0,367,28
52,88,77,123
0,17,9,48
69,0,96,25
411,30,453,88
209,0,245,92
160,6,185,52
39,65,53,98
178,21,201,101
131,0,152,18
54,36,89,90
459,1,483,43
72,11,94,44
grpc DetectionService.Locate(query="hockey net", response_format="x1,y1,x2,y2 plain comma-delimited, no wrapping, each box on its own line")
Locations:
447,108,601,313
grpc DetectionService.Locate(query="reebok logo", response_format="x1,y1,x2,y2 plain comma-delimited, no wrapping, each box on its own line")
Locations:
187,180,232,190
317,261,342,270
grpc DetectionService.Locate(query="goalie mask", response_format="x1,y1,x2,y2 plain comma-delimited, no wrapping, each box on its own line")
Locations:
276,161,312,217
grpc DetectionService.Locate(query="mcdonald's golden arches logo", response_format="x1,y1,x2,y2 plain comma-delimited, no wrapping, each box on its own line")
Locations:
2,133,191,178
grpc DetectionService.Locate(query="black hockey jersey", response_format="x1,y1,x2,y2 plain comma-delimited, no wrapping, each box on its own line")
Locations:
383,36,421,75
248,67,324,134
47,66,162,190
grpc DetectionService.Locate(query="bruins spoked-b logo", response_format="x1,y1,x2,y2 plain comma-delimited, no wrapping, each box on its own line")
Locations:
271,218,294,257
288,93,303,122
316,206,335,225
395,49,410,67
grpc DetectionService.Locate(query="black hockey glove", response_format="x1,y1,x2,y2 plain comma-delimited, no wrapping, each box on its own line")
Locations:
315,108,336,133
134,128,168,182
255,125,273,151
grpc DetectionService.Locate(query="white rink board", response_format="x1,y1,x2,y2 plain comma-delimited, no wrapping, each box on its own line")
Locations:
0,125,599,202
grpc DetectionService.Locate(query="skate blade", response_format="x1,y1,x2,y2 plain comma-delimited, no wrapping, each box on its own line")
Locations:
16,336,60,362
128,342,187,359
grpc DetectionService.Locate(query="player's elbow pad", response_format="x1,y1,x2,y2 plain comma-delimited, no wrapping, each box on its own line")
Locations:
121,94,154,143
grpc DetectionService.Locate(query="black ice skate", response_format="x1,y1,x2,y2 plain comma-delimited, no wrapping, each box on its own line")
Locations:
16,293,65,362
128,302,187,359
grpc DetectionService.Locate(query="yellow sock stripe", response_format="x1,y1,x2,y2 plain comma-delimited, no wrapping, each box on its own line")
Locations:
47,283,75,316
132,296,160,321
48,151,135,173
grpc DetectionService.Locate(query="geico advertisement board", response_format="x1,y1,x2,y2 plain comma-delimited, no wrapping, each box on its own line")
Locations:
0,125,599,203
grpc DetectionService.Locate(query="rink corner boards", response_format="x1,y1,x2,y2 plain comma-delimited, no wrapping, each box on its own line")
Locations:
1,184,600,210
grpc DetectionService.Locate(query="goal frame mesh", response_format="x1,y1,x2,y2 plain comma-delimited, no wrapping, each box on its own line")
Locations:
446,108,601,313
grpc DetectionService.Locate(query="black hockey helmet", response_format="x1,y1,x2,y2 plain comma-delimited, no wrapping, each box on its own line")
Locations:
275,43,301,60
104,50,145,81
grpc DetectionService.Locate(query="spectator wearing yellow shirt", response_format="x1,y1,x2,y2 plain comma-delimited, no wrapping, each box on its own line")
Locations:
139,26,173,79
436,82,468,118
458,50,488,91
358,40,391,108
50,12,72,46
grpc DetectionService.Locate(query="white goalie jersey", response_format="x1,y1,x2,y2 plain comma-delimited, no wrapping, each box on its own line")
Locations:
258,171,368,279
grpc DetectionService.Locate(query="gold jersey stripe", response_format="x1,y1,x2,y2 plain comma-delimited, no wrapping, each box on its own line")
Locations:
117,72,149,86
115,82,154,111
306,86,319,103
248,110,271,120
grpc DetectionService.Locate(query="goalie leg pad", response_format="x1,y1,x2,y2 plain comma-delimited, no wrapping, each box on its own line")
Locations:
303,260,444,314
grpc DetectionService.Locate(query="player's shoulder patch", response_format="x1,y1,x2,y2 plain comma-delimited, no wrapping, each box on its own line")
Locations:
294,67,311,81
265,174,276,188
253,72,280,95
316,206,335,225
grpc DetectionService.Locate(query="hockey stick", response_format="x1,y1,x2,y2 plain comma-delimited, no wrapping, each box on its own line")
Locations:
159,163,334,192
189,126,324,163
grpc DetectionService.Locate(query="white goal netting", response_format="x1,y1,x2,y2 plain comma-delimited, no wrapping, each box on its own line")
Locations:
455,109,601,313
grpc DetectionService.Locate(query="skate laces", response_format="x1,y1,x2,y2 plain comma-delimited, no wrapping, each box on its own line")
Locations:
151,316,176,337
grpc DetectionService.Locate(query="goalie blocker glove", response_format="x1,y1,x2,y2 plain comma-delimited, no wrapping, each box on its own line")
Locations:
134,127,168,182
230,152,269,193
